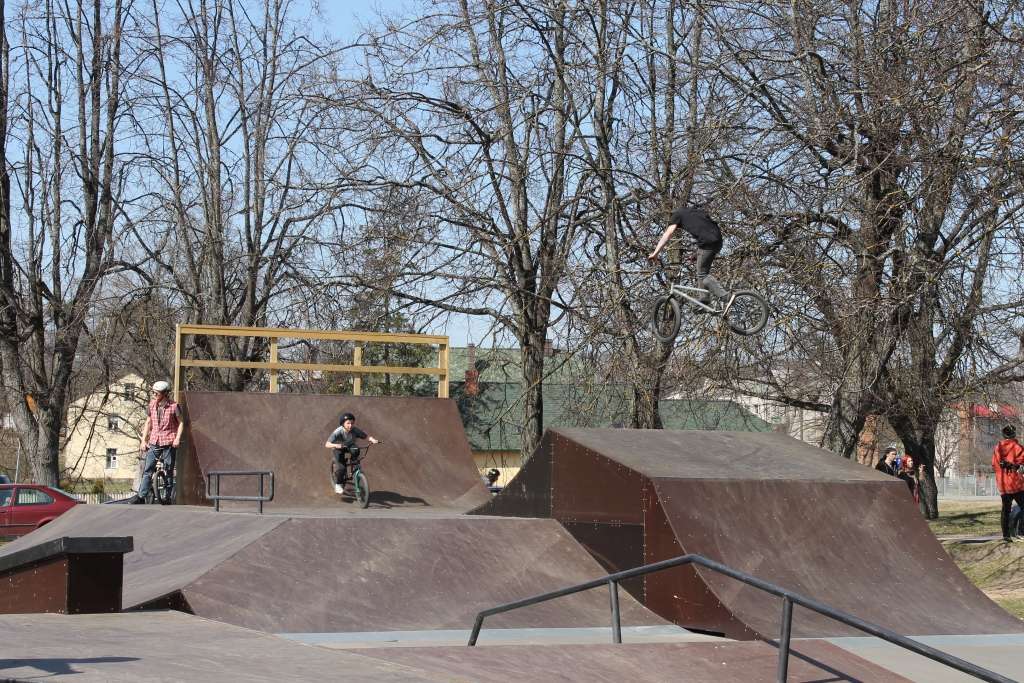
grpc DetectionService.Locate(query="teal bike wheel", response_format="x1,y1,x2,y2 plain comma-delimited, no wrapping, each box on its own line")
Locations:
354,470,370,508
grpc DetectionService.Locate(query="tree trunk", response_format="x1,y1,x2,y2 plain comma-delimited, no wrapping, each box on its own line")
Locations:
519,332,546,460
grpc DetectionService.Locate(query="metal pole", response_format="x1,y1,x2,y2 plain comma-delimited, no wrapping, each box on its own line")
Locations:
258,474,264,514
14,442,20,482
608,580,622,644
777,596,793,682
214,474,220,512
468,615,485,646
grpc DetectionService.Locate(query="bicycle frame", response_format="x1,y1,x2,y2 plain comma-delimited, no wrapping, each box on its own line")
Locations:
664,283,723,313
333,443,371,490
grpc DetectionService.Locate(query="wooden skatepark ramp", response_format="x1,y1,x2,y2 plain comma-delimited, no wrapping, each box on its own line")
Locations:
0,505,664,634
473,428,1024,640
177,391,492,511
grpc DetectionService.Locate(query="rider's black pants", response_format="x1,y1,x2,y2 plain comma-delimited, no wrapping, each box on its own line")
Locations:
1001,491,1024,538
696,241,728,301
332,447,360,484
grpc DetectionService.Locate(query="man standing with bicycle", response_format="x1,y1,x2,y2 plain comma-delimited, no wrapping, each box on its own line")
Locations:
134,380,184,504
325,412,379,494
648,203,733,310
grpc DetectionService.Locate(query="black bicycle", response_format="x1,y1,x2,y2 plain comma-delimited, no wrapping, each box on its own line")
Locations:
135,456,174,505
330,443,373,508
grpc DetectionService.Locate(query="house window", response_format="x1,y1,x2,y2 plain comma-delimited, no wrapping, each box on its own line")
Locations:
107,414,120,431
106,448,118,470
123,383,136,400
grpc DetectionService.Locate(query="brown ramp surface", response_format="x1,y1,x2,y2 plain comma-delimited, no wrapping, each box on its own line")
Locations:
0,505,283,609
474,428,1024,639
0,506,663,634
180,391,491,511
182,514,664,633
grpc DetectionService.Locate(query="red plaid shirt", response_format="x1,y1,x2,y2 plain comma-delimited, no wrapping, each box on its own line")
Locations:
148,398,181,447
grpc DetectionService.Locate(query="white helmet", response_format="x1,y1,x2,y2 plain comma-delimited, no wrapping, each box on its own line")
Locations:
152,380,171,393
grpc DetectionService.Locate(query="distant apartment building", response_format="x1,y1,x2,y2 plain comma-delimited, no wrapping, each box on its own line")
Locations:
63,374,149,482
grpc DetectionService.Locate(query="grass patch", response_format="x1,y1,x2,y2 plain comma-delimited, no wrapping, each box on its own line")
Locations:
942,538,1024,622
928,501,1003,537
993,596,1024,620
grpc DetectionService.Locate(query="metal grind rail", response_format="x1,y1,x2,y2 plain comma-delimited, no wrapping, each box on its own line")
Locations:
467,553,1013,683
205,470,274,513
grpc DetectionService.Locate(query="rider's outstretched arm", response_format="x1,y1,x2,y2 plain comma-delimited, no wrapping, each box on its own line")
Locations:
352,426,380,444
648,224,677,261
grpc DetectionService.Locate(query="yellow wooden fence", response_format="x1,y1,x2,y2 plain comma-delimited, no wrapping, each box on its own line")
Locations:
173,324,450,400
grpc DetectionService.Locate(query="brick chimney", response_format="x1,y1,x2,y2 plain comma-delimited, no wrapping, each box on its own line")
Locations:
544,339,554,357
464,343,479,396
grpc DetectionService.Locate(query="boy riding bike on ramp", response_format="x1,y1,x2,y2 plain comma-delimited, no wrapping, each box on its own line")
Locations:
325,412,379,494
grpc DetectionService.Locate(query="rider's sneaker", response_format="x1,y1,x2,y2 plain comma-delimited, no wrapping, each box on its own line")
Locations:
334,484,344,494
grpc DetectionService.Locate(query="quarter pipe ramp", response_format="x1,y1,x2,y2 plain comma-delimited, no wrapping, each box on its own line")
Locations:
473,428,1024,639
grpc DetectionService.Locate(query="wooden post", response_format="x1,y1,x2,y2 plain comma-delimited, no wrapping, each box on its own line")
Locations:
437,343,449,398
269,338,279,393
353,346,363,396
173,324,183,402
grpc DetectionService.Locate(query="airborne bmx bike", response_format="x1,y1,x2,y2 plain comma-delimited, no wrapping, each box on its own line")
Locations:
650,271,769,341
330,443,373,508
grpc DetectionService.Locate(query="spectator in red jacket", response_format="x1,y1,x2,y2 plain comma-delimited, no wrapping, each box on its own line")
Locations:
992,425,1024,543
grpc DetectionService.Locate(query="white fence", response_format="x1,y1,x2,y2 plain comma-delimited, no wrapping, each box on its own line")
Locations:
936,475,999,498
76,492,136,504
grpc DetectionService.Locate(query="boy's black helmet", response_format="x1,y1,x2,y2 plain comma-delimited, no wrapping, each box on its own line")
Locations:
340,412,356,425
1003,424,1016,439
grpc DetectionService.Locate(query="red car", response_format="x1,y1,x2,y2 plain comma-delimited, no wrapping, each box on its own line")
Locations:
0,484,82,538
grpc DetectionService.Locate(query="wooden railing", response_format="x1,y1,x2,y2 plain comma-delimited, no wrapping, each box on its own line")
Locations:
173,324,450,400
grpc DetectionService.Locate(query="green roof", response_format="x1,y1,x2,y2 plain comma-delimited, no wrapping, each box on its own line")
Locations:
454,381,770,452
448,347,588,385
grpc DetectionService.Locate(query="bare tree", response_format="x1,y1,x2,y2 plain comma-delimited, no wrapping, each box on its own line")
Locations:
339,0,586,459
135,0,343,390
0,0,131,485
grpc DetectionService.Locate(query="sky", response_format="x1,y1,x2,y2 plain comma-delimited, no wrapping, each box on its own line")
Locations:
302,0,508,349
313,0,408,39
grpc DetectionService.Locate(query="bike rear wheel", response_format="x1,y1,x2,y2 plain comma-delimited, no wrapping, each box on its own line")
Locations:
651,295,682,343
354,470,370,508
154,470,173,505
723,289,769,336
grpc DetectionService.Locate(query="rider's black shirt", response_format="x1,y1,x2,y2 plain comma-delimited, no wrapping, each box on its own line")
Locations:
670,206,722,248
328,425,368,452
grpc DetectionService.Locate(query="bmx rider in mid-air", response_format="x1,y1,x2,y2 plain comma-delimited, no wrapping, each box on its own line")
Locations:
325,412,379,494
648,203,734,311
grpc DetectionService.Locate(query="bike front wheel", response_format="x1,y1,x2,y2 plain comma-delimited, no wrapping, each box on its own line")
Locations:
651,295,682,343
354,471,370,508
154,470,173,505
724,290,769,336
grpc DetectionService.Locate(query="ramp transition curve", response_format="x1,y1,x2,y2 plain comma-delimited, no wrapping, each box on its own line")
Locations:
472,427,1024,640
177,391,491,511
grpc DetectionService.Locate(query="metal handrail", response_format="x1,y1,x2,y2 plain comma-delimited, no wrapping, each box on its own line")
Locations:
205,470,274,514
467,553,1013,683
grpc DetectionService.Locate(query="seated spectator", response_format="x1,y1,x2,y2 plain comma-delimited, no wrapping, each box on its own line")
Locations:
875,448,898,477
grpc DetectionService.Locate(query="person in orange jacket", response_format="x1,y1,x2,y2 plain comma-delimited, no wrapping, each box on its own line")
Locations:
992,425,1024,542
